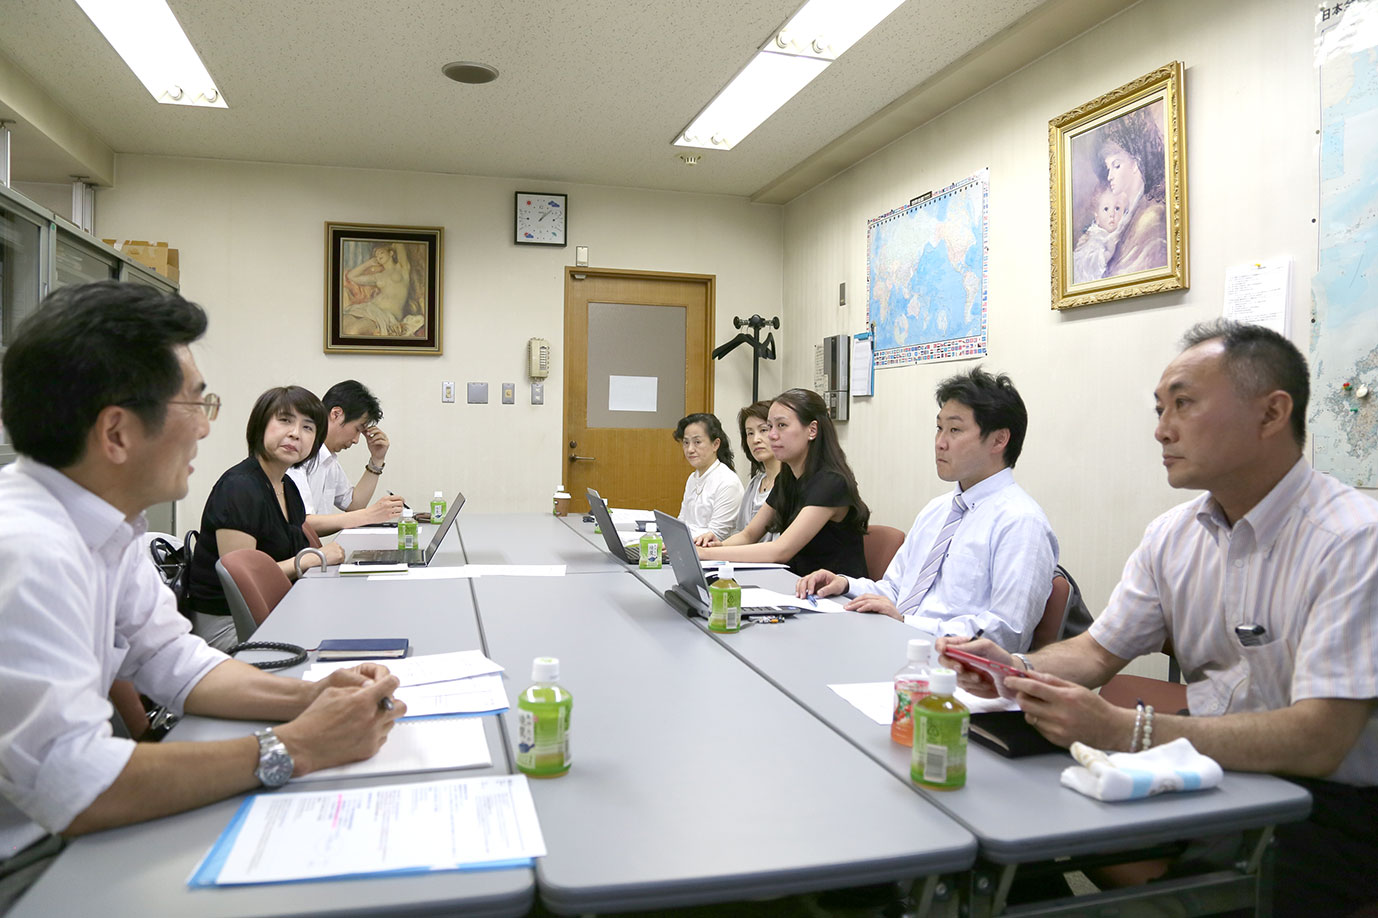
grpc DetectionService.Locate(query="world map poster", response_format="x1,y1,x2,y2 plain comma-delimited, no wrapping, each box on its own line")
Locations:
867,169,989,368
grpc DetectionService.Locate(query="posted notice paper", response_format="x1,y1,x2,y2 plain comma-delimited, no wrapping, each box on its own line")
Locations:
190,775,545,887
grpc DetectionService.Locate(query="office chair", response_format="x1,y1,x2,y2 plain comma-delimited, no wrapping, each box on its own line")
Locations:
216,549,293,642
302,521,323,548
862,525,906,581
1030,571,1073,650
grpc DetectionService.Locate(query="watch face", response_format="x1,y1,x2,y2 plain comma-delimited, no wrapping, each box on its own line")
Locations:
515,192,567,246
255,731,294,788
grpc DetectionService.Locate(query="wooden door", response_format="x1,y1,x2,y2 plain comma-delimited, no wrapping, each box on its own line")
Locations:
563,267,714,515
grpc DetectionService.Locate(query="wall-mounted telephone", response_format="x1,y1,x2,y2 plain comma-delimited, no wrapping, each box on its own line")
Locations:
529,338,552,378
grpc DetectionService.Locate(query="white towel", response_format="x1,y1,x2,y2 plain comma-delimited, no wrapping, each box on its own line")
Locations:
1060,737,1223,802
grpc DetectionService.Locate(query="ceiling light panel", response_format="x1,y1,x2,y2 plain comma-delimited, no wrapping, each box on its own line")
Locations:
72,0,227,107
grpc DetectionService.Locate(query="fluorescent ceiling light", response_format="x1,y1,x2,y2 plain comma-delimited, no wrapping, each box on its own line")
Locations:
72,0,227,107
674,0,905,151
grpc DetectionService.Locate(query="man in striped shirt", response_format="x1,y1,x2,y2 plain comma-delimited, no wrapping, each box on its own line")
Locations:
941,320,1378,912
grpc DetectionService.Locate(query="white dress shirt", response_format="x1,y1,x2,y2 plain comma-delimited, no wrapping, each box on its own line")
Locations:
1090,459,1378,786
845,468,1059,651
0,459,227,857
677,460,745,541
286,445,353,516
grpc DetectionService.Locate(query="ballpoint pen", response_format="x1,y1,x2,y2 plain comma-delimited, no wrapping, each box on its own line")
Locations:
805,592,819,608
379,696,395,712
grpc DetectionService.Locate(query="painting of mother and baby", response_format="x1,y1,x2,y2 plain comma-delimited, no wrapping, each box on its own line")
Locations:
1070,99,1169,285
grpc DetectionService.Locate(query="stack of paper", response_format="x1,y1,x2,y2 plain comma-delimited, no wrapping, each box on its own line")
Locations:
304,650,509,718
190,775,545,887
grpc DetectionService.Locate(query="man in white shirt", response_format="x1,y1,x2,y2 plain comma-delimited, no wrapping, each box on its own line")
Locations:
0,283,405,909
797,368,1058,651
940,321,1378,912
287,380,403,536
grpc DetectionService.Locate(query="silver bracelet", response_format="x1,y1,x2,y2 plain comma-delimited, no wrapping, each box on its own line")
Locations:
1012,652,1034,672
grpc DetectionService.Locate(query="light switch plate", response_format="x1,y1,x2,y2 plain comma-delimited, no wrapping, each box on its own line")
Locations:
441,381,456,403
467,382,488,404
531,382,544,405
501,383,515,404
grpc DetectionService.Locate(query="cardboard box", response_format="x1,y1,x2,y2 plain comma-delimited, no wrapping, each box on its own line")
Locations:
102,239,180,284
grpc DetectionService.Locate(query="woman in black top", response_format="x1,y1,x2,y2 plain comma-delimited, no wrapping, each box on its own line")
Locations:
698,388,868,577
186,386,340,649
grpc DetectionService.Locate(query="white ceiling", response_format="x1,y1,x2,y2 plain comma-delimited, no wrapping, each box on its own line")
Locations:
0,0,1118,201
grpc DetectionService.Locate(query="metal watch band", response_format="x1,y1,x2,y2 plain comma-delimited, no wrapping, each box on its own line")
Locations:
1012,652,1034,672
254,727,294,788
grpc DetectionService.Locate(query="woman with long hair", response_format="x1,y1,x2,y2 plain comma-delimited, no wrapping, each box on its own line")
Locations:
698,389,868,576
674,412,744,542
185,386,344,649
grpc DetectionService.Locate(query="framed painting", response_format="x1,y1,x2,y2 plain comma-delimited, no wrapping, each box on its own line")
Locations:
324,223,443,354
1050,61,1188,310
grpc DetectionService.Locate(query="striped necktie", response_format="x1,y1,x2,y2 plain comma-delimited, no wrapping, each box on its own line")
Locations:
897,493,968,616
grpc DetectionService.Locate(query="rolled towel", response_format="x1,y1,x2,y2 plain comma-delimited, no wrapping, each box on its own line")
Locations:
1060,737,1223,802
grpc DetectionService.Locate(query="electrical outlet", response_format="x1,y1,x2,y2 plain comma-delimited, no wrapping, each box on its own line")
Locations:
531,382,544,405
502,383,515,404
441,381,455,403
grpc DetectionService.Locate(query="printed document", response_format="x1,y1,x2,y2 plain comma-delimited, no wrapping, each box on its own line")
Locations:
190,775,545,886
292,716,490,782
395,673,509,718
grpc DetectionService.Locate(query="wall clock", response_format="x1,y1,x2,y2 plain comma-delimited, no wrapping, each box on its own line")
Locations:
515,192,567,246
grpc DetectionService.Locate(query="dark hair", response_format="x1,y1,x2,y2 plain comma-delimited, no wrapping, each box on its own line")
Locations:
1102,106,1166,203
322,379,382,425
1,281,207,467
1180,320,1309,447
768,389,869,533
673,412,734,471
737,400,773,475
245,386,328,466
935,367,1029,468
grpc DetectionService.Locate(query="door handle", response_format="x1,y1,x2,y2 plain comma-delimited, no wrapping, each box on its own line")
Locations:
569,455,596,462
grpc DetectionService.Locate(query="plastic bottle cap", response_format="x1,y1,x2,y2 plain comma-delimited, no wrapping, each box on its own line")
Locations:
719,561,734,579
645,523,657,533
532,657,559,682
907,638,932,662
401,507,415,519
928,667,957,694
434,490,443,497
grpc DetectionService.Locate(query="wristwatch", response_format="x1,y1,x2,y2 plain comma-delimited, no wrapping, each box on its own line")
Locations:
253,727,294,788
1012,652,1034,672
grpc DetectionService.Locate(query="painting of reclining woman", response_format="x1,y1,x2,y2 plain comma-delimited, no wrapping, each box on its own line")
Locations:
324,223,443,354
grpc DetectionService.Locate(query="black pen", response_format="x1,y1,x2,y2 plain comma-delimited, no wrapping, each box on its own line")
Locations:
387,490,410,510
973,628,984,639
379,696,394,712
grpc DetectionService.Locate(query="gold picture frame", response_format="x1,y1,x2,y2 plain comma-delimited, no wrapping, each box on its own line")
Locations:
324,222,444,354
1050,61,1188,310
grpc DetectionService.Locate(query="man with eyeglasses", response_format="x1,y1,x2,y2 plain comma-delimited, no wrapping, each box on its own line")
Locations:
0,282,404,910
287,379,404,536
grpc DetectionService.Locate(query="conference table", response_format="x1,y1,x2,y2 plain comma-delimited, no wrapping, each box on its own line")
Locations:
562,513,1313,915
11,513,977,917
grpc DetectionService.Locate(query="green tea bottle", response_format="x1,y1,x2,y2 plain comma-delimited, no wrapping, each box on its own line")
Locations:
397,507,419,551
707,561,741,633
911,667,968,790
430,490,447,522
638,523,664,569
516,657,572,778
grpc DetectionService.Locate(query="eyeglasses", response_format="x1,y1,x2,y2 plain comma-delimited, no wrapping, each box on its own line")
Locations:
168,393,221,420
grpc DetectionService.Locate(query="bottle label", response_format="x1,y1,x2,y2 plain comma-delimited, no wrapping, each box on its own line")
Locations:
893,677,930,725
516,706,571,773
639,537,662,569
431,500,445,519
708,586,741,631
913,712,968,786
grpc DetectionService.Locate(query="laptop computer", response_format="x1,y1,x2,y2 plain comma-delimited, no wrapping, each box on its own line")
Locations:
654,510,815,618
348,492,466,566
586,488,651,564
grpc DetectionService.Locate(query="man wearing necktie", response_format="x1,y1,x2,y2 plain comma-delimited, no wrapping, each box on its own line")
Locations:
796,368,1058,651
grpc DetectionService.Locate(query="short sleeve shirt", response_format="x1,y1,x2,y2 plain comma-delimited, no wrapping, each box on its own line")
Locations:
187,457,309,615
766,469,866,578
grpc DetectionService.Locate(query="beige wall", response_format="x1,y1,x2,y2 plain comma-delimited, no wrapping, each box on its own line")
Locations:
779,0,1339,649
95,159,783,526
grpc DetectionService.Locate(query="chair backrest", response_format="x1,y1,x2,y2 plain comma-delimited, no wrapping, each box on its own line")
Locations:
108,679,149,741
216,549,293,642
1030,572,1072,650
302,521,323,548
1098,673,1189,715
863,525,906,581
